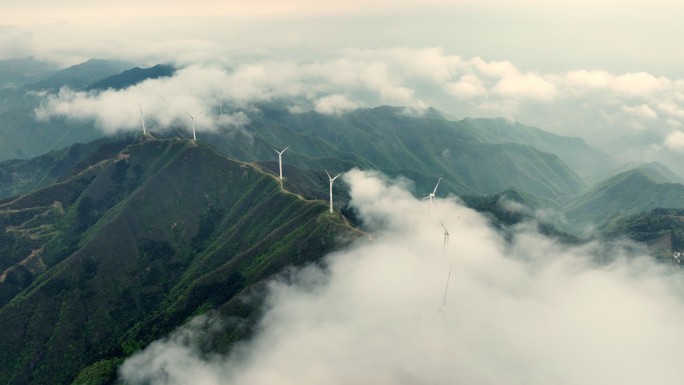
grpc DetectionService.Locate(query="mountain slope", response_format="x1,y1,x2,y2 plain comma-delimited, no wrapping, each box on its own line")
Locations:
206,105,586,205
0,108,104,161
603,161,683,184
457,117,615,177
600,208,684,262
565,168,684,227
86,64,175,91
28,58,136,91
0,135,136,199
0,137,356,385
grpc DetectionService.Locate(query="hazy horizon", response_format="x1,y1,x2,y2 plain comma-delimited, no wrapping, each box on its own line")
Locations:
5,1,684,171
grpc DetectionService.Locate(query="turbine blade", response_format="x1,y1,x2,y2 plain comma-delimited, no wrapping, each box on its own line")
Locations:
332,173,342,181
283,146,289,152
432,177,442,195
325,170,332,179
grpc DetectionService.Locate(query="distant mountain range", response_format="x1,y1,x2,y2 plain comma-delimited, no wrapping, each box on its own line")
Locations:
1,58,683,228
85,64,175,91
205,105,594,205
3,57,684,384
0,59,173,162
564,166,684,229
0,58,58,88
600,207,684,263
27,58,137,91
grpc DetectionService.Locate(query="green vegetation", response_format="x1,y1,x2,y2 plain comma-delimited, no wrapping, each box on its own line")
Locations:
27,59,137,91
0,138,357,385
0,135,136,199
207,105,587,205
600,208,684,261
86,64,175,91
564,168,684,230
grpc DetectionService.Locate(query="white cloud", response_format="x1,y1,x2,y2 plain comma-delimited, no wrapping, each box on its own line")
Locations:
446,74,487,99
314,94,360,115
469,57,520,79
564,70,613,90
120,170,684,385
613,72,671,97
29,46,684,169
492,73,557,101
665,130,684,151
622,104,658,120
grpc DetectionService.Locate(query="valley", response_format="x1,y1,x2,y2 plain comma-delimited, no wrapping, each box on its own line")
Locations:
1,57,684,384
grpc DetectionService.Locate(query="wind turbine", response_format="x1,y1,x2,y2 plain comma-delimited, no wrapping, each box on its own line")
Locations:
185,111,196,141
326,170,342,214
137,102,147,135
439,264,453,312
441,222,449,251
273,146,289,180
422,176,441,211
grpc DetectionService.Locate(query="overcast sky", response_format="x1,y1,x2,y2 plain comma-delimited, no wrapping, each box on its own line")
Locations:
5,1,684,167
3,0,683,75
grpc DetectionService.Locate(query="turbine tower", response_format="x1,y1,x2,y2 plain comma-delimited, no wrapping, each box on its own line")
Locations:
422,176,441,211
185,111,196,141
138,102,146,135
273,146,289,180
439,264,453,312
326,170,342,214
441,222,449,251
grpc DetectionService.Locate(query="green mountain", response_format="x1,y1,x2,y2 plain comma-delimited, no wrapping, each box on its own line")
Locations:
600,208,684,262
28,59,137,91
0,108,104,161
204,105,587,205
461,188,581,244
564,167,684,228
86,64,175,91
0,58,145,161
603,161,683,184
0,137,356,385
457,117,615,177
0,135,135,199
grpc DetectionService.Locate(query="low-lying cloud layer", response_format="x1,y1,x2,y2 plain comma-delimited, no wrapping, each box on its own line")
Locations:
34,47,684,168
120,169,684,385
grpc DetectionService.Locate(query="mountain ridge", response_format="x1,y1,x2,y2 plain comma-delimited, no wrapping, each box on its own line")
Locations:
565,167,684,228
0,136,357,385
